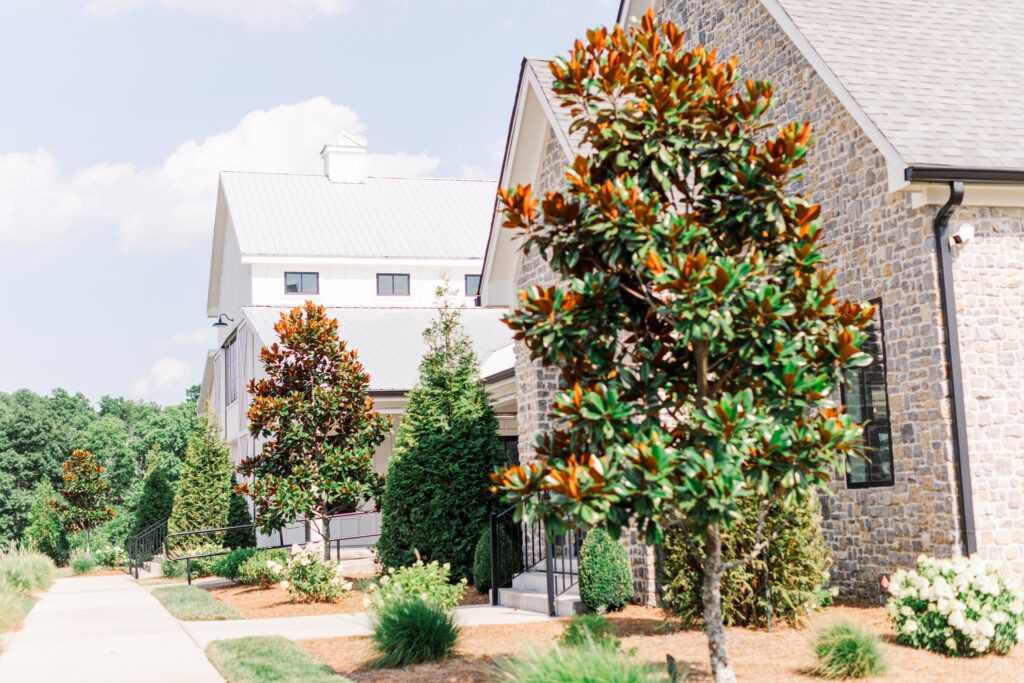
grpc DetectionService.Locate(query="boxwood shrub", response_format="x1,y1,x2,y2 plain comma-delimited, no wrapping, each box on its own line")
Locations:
472,529,518,593
578,529,632,613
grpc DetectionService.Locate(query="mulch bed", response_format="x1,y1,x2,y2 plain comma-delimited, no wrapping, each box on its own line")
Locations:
299,605,1024,682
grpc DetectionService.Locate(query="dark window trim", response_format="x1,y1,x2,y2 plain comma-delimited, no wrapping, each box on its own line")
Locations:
224,334,239,406
376,273,411,296
839,297,895,489
465,273,482,297
284,271,319,295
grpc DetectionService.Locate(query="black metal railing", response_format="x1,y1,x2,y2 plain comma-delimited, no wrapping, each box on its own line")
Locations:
490,503,584,616
127,517,169,579
163,509,381,585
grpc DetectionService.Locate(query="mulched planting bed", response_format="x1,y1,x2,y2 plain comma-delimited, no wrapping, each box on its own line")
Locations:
299,605,1024,682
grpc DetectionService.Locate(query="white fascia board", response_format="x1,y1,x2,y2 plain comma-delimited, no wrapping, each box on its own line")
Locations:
239,255,482,267
907,182,1024,209
206,180,229,317
523,62,574,160
757,0,908,192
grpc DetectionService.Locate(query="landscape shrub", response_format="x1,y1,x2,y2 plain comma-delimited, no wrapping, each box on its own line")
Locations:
71,552,98,575
661,495,832,627
266,542,351,603
236,549,289,588
223,481,256,550
472,528,517,592
161,543,224,579
131,464,174,539
813,620,887,679
365,559,466,612
0,547,55,592
23,480,70,566
494,638,661,683
211,547,258,580
93,544,128,568
578,529,632,613
167,415,232,551
561,613,620,650
370,597,458,668
886,555,1024,656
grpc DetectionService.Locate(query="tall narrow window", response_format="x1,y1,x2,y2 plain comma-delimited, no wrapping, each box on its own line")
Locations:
376,273,410,296
841,298,894,488
284,272,319,295
465,274,482,297
225,336,239,405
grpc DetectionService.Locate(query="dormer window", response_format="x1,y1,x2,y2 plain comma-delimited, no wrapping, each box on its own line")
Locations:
285,272,319,295
377,273,410,296
465,274,482,297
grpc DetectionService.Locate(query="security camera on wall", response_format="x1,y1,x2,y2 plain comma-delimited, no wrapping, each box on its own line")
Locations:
950,223,975,246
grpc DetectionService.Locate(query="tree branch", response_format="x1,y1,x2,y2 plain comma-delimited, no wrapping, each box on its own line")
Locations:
720,492,782,572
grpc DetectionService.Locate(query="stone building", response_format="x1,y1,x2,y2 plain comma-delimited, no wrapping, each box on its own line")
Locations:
480,0,1024,602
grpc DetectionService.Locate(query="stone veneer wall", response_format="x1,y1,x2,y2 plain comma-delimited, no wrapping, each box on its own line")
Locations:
951,207,1024,573
659,0,966,600
512,125,659,605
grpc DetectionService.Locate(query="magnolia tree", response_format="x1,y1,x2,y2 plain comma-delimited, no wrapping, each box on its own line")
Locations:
491,12,874,683
240,302,390,558
51,449,115,553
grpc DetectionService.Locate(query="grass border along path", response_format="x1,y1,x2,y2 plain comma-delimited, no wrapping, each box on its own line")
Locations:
207,636,350,682
152,585,241,620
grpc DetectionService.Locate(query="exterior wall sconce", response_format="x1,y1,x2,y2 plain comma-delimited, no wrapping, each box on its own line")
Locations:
213,313,234,327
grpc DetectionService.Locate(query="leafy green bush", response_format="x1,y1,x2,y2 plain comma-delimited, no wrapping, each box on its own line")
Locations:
371,598,458,668
472,528,517,592
494,639,661,683
162,543,224,579
71,552,98,575
211,547,258,580
23,480,70,566
578,529,632,613
266,542,352,603
661,495,831,627
561,614,620,650
813,620,887,679
236,549,289,588
0,547,55,592
366,559,466,612
886,555,1024,656
93,545,128,568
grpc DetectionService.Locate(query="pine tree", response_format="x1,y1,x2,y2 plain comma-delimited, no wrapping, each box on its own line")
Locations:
377,285,505,581
24,479,70,565
132,460,175,538
224,476,256,550
51,450,115,553
167,415,232,550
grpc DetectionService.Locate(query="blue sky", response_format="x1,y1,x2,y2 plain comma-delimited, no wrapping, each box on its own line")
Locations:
0,0,615,406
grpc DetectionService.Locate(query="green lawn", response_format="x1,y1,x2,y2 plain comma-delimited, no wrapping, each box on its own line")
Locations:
151,585,241,620
206,636,350,682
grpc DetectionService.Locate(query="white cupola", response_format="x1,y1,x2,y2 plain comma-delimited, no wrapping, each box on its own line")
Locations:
321,133,366,183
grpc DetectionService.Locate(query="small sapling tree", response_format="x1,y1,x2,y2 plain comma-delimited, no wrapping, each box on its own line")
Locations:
491,11,874,683
240,301,390,558
51,449,115,553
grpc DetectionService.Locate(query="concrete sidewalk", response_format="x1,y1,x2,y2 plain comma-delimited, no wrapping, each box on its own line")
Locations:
181,603,555,648
0,575,223,683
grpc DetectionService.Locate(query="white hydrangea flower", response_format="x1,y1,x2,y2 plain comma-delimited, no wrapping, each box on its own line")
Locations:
902,619,918,634
945,637,957,651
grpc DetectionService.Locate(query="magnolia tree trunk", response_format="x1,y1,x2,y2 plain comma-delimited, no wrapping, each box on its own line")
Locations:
321,515,332,561
702,526,738,683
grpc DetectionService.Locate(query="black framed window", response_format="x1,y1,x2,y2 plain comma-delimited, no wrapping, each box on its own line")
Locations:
501,436,519,464
840,298,894,488
224,336,239,405
376,273,410,296
465,274,482,297
284,272,318,295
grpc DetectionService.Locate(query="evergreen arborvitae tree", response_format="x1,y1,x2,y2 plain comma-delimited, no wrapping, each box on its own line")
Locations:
168,415,232,550
24,479,70,565
132,461,175,538
224,477,256,550
377,286,505,581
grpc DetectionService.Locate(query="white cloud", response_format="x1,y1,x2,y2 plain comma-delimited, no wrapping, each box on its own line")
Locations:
85,0,352,29
0,97,440,251
457,163,496,180
153,326,218,351
130,357,193,403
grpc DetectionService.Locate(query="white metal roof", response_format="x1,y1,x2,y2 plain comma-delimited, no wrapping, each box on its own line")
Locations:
770,0,1024,170
221,172,498,259
242,306,512,392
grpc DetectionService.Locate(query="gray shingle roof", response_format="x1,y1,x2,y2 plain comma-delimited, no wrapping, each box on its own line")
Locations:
773,0,1024,169
221,172,498,259
526,58,585,154
242,306,512,392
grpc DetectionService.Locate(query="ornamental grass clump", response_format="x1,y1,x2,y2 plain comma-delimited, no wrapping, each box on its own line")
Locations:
267,542,352,603
886,554,1024,656
365,559,466,612
561,613,620,650
370,597,459,668
0,547,54,593
495,639,661,683
71,552,98,575
812,620,887,679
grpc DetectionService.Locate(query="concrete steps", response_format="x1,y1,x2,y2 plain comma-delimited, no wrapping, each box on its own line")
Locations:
496,570,582,617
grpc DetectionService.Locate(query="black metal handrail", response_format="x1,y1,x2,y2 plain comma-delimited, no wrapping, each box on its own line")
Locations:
163,509,381,585
127,517,169,579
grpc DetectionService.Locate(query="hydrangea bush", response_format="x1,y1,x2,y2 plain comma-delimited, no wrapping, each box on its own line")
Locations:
365,559,466,611
267,542,352,603
886,555,1024,656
